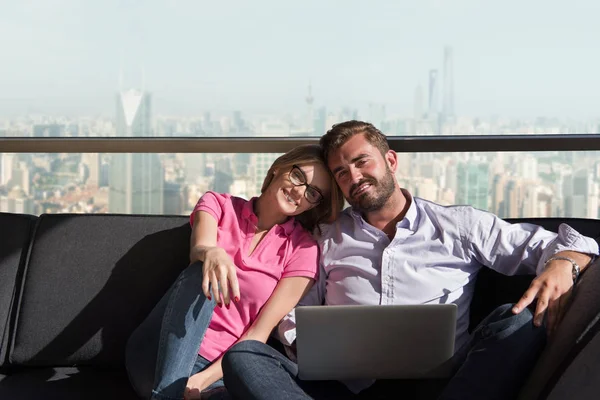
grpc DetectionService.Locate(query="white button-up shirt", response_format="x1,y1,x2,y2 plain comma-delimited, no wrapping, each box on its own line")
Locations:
278,192,599,383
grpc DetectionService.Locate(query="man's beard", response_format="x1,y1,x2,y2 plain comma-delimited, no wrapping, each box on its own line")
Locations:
348,167,396,212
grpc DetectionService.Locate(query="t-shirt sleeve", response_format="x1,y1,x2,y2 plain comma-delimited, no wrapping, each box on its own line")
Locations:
189,191,226,227
282,232,320,280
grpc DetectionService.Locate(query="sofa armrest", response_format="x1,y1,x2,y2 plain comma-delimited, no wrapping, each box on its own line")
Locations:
518,257,600,400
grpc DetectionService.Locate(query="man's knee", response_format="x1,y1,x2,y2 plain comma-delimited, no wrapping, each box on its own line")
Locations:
492,303,533,323
223,340,268,367
225,340,269,357
222,340,273,385
477,303,540,341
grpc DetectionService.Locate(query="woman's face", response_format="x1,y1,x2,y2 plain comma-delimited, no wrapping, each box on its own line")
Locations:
266,162,331,217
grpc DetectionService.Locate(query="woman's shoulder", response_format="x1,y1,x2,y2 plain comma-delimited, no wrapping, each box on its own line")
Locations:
202,191,248,207
288,221,319,247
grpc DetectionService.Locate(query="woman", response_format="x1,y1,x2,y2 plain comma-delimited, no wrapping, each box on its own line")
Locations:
126,144,344,400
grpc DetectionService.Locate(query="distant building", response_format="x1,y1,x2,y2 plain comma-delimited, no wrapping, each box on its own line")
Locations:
442,46,454,120
82,153,101,187
0,154,15,186
250,153,279,197
109,89,164,214
563,169,599,218
212,157,234,194
0,186,34,214
33,124,63,137
428,69,438,118
313,106,327,136
456,158,489,211
163,181,186,215
184,153,207,184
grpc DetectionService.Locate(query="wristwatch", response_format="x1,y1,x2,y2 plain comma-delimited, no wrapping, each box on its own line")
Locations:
544,256,581,284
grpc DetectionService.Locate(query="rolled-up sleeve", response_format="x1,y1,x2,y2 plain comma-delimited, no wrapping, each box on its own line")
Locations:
537,223,600,274
466,208,599,276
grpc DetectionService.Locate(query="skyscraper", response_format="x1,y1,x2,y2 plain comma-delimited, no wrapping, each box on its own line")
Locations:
109,89,164,214
213,157,234,194
413,84,424,120
443,46,454,119
313,107,327,136
428,69,438,117
305,83,314,133
82,153,101,187
563,169,599,218
456,158,489,211
1,153,15,186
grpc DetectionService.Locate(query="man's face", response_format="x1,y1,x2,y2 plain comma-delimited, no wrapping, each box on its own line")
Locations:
327,134,397,212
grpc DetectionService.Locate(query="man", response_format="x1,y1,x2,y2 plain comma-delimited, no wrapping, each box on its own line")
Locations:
222,121,599,400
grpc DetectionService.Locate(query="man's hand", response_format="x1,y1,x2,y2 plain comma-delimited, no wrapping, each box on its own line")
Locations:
512,253,590,335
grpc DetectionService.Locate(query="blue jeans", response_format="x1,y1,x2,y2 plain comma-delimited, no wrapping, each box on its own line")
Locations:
222,303,546,400
126,261,222,400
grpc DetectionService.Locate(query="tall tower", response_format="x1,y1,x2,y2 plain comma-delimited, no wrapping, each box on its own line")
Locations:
305,83,314,133
443,46,455,119
428,69,438,117
413,84,424,120
109,89,164,214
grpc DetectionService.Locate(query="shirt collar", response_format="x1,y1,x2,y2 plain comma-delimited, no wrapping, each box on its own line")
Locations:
349,188,418,232
398,189,418,232
242,197,295,236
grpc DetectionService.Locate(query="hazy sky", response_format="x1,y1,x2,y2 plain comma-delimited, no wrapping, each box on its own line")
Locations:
1,0,599,118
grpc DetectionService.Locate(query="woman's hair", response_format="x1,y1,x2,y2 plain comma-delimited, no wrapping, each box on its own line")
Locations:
260,144,344,234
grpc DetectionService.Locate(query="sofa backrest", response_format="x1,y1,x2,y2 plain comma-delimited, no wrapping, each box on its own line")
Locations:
8,214,191,368
0,213,37,370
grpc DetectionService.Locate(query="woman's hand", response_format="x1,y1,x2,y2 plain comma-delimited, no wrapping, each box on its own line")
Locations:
201,246,240,306
184,370,216,400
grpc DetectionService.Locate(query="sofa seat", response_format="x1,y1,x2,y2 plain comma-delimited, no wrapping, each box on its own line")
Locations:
0,367,137,400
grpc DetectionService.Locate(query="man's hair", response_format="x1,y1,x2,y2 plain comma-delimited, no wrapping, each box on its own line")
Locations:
319,120,390,163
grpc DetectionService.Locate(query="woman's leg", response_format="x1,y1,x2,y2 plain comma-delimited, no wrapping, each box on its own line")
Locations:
126,278,172,398
125,261,216,400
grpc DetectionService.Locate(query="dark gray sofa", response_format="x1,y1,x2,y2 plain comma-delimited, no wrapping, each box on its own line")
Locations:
0,212,599,400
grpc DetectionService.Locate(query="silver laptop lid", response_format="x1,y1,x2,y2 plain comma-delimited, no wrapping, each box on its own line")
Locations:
296,304,457,380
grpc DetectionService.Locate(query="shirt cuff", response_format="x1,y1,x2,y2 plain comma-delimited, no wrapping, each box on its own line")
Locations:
537,223,600,275
276,309,297,347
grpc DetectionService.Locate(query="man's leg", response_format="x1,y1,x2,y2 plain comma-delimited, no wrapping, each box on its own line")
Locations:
222,340,356,400
438,303,546,400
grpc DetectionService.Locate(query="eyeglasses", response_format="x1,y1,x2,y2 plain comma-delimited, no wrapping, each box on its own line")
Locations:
289,165,324,204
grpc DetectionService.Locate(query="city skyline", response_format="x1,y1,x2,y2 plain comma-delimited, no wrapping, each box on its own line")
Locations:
1,1,600,119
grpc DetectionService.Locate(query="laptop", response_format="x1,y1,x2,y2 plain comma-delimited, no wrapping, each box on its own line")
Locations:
295,304,457,380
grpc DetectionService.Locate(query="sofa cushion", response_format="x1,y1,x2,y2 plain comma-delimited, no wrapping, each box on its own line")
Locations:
0,367,137,400
9,214,191,368
0,212,37,369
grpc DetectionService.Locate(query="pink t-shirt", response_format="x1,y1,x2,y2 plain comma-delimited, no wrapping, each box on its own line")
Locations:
190,191,319,361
